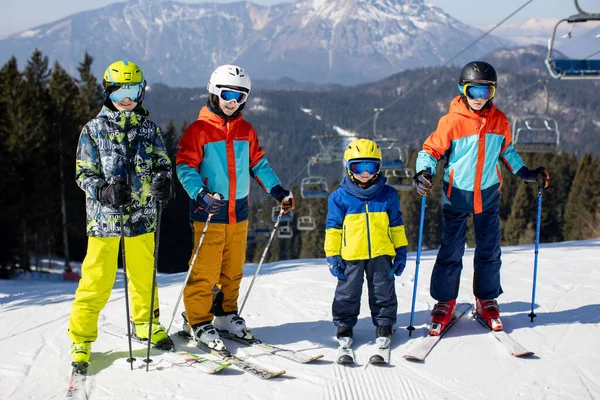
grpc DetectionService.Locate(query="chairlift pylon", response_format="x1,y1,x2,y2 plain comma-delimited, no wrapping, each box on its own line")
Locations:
545,0,600,79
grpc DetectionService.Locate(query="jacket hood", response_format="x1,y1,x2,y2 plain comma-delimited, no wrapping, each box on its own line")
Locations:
340,174,387,200
448,96,497,120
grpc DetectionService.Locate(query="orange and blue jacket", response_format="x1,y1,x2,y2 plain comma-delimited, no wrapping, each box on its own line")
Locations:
416,96,526,214
176,106,281,223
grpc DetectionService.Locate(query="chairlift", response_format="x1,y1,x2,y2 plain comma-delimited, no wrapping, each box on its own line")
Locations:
300,176,329,198
545,0,600,79
511,80,560,153
297,205,316,231
277,221,293,239
253,220,272,241
513,116,560,153
380,144,415,191
272,205,293,223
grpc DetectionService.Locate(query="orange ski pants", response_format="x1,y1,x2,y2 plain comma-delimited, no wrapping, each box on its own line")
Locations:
183,220,248,326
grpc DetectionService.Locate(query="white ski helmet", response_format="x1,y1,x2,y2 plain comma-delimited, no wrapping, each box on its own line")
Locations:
207,65,251,95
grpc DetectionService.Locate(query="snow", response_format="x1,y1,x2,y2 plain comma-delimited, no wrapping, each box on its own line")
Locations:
1,238,600,399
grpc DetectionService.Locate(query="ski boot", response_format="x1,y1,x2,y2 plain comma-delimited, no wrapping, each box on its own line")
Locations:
475,298,503,331
132,320,175,351
213,313,255,340
429,299,457,336
181,312,226,351
336,326,353,349
71,342,91,363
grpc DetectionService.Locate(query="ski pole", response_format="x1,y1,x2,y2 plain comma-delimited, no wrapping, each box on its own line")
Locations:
119,204,136,369
407,195,427,336
166,213,213,335
239,203,287,316
529,185,544,322
144,201,162,371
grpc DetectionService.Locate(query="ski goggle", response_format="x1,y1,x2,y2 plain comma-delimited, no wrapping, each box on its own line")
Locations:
458,83,495,100
348,160,381,175
216,87,248,104
109,83,145,103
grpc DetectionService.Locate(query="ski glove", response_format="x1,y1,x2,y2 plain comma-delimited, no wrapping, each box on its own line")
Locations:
389,246,407,277
150,172,175,203
414,170,433,196
98,179,131,207
270,184,295,214
327,256,346,281
197,189,225,214
529,167,550,189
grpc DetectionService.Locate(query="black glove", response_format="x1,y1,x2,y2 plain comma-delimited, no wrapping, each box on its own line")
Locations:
413,170,433,196
270,184,295,213
196,189,225,214
150,172,174,202
529,167,550,189
98,180,131,207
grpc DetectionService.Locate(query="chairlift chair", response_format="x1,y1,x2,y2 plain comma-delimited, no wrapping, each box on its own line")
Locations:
300,176,329,199
512,116,560,153
297,216,316,231
277,221,293,239
253,220,271,241
272,205,294,223
545,0,600,79
380,145,415,191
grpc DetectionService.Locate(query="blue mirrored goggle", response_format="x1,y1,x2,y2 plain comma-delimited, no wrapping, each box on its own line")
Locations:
109,83,144,103
349,160,381,175
218,88,247,104
458,84,495,100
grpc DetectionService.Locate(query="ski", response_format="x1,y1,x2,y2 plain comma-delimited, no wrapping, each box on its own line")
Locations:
178,330,286,379
368,336,391,365
177,351,231,374
403,303,472,361
218,330,324,364
336,336,355,365
472,312,534,357
66,362,88,399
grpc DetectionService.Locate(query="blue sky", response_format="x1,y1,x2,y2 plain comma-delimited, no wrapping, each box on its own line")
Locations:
1,0,591,37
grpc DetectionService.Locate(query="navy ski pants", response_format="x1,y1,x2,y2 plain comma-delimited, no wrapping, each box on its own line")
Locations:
332,255,397,328
430,204,503,302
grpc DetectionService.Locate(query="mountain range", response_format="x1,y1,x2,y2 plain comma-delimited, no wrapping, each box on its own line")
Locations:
0,0,511,86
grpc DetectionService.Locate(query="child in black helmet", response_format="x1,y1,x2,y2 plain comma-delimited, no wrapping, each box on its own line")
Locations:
413,61,550,334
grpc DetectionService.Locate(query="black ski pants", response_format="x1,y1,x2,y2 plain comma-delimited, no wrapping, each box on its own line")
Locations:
430,204,503,302
332,255,397,328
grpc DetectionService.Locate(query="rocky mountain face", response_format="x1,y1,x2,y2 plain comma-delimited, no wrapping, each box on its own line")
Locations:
0,0,510,86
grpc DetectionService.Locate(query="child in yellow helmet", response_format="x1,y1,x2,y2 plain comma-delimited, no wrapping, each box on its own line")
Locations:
324,138,408,361
68,60,175,365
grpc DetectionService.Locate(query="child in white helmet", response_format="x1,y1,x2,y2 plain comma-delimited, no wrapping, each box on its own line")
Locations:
176,65,294,350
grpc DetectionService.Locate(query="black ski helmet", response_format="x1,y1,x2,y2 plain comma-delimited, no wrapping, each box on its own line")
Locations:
459,61,497,85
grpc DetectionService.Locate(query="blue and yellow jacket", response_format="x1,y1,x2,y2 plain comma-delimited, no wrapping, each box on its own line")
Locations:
324,175,408,261
416,96,527,214
176,106,280,223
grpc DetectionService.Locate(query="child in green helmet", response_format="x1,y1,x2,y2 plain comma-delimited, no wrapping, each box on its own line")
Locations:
68,60,175,366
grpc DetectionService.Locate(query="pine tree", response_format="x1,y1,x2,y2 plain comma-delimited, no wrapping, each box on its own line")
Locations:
564,154,600,240
76,52,102,125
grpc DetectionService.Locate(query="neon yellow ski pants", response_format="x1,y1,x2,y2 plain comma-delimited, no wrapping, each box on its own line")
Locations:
68,233,159,343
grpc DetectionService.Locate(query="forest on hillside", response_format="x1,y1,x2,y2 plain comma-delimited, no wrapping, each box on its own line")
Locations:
0,50,598,275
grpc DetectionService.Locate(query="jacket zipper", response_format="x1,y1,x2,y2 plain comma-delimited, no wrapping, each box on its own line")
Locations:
365,202,372,259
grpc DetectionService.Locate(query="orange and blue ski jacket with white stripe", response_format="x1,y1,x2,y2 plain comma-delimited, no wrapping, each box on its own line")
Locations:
416,96,526,214
176,106,281,223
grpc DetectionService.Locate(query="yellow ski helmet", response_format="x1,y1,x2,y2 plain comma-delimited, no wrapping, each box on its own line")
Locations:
103,60,144,90
344,138,382,163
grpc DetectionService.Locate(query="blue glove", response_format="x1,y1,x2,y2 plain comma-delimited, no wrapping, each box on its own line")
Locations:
413,170,432,196
327,256,346,281
389,246,407,277
196,189,225,214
